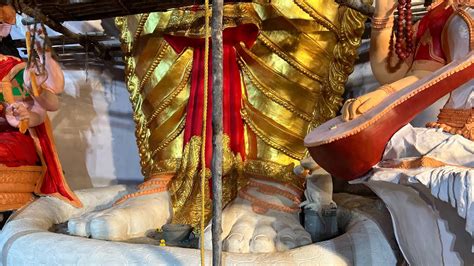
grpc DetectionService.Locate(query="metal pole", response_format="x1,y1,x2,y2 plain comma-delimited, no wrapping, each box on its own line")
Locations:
211,0,223,265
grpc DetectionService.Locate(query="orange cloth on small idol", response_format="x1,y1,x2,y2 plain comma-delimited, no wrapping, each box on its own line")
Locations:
0,5,16,25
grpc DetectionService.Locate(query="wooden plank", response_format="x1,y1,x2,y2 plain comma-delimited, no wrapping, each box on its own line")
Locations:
17,0,251,21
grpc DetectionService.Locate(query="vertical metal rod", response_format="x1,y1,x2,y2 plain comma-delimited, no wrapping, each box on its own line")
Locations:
211,0,224,265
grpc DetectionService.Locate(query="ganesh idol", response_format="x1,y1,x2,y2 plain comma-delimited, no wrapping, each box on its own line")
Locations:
0,4,80,212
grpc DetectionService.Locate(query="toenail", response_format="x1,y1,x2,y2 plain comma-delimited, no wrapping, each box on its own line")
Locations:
279,234,295,241
227,233,244,242
253,234,270,242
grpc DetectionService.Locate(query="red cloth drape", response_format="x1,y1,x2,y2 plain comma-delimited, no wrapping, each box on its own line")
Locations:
35,122,75,201
165,24,259,169
0,130,38,167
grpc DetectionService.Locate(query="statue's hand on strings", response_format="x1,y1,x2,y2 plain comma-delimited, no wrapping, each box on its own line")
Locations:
342,85,396,121
5,102,29,128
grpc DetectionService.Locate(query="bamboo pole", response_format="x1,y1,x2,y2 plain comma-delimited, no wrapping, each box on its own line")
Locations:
211,0,223,265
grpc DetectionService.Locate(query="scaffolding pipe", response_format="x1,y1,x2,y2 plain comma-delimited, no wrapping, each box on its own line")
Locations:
211,0,224,265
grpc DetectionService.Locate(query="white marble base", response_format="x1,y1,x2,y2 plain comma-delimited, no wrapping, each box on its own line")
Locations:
0,186,396,265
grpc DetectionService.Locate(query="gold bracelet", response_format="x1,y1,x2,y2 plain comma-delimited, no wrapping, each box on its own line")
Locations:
371,16,394,30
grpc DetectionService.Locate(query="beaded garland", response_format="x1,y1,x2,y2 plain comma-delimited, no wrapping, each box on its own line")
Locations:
394,0,414,59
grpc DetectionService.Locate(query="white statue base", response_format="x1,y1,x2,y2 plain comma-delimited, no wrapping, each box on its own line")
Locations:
0,185,396,265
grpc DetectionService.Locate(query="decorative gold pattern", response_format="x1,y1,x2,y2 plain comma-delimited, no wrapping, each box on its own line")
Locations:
146,64,192,125
322,7,369,128
293,0,340,37
167,134,247,229
162,3,260,37
116,1,368,229
116,17,155,177
256,34,324,82
150,117,186,157
243,159,305,192
134,14,149,41
139,42,170,92
241,107,306,160
238,58,313,122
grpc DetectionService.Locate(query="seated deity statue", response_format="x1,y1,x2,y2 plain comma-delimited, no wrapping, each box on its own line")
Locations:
0,4,80,211
311,0,473,263
65,0,370,253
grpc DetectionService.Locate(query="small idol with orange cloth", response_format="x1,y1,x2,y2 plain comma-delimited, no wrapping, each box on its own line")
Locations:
0,4,81,211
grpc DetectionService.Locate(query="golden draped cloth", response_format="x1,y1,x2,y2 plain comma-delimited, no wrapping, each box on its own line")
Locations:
116,0,368,229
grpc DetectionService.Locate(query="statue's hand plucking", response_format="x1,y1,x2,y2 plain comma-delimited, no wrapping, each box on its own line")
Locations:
341,88,390,121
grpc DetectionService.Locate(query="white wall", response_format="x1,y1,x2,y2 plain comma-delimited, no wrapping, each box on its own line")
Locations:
49,67,143,189
8,18,142,189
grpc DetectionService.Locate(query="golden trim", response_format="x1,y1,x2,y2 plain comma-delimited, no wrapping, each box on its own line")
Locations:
150,159,181,177
139,42,170,92
134,14,150,41
146,63,192,125
238,58,313,122
241,107,305,160
293,0,340,37
3,62,27,82
257,34,324,83
162,3,260,38
150,117,186,157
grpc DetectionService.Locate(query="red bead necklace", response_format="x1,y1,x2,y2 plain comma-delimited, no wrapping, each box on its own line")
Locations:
394,0,414,59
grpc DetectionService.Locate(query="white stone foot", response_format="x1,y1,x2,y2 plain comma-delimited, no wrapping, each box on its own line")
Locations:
68,191,171,241
204,179,311,253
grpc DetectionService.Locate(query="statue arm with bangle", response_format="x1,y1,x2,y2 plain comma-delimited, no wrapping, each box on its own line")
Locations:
370,0,413,84
341,0,461,121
